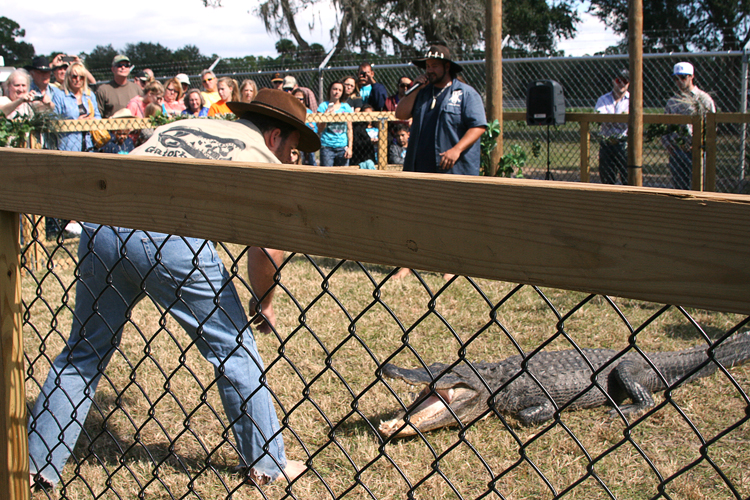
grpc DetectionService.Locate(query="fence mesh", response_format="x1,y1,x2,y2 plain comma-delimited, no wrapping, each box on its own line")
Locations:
21,215,750,500
82,51,748,191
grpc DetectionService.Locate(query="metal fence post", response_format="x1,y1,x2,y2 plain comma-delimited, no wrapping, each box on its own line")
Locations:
0,210,29,500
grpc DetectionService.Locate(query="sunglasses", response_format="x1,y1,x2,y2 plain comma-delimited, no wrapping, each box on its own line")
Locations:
359,71,368,76
399,83,411,88
202,77,215,83
116,62,131,68
674,74,690,80
70,74,85,81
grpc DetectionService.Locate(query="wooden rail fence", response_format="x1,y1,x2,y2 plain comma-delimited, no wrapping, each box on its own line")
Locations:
1,119,750,497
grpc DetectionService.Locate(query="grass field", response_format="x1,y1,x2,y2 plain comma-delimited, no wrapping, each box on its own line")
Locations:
22,237,750,500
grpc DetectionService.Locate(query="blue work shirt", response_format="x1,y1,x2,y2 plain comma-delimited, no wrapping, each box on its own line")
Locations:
403,79,487,176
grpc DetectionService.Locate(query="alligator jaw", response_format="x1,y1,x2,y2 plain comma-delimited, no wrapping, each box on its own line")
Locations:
379,386,475,438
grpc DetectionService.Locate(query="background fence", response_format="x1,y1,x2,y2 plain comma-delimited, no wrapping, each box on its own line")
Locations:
91,50,748,192
2,148,749,500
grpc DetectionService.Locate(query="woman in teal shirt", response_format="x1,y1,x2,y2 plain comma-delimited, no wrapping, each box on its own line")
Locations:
317,80,353,166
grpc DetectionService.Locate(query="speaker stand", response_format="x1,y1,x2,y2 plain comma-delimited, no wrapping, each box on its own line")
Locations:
545,124,554,180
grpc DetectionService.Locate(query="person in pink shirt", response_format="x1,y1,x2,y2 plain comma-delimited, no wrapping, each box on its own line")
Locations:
162,77,185,116
126,80,164,118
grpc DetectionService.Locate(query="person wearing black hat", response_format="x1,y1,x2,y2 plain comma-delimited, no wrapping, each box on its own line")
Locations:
28,89,319,492
595,69,630,185
95,54,142,118
394,45,487,280
24,56,61,110
270,72,284,90
395,44,487,176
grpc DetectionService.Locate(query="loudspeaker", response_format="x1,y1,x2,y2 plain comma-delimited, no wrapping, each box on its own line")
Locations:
526,80,565,126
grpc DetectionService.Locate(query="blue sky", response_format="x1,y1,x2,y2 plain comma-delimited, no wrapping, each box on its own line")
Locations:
5,0,619,62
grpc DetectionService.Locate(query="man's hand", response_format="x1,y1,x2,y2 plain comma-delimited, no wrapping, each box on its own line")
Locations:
438,147,462,170
248,297,276,334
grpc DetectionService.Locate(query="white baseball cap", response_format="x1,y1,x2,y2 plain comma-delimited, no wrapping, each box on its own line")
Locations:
175,73,190,86
673,62,694,76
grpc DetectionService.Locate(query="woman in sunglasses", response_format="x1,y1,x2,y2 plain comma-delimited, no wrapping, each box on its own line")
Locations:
52,61,101,151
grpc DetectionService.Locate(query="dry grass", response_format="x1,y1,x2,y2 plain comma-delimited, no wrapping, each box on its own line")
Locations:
22,238,750,500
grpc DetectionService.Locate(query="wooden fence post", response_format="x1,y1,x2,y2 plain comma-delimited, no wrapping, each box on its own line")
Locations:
0,210,29,500
378,118,388,170
580,120,590,183
691,114,704,191
704,113,717,192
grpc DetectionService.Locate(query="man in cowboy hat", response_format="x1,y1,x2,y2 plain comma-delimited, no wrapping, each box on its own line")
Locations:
28,89,319,491
394,44,487,280
24,56,60,110
395,44,486,175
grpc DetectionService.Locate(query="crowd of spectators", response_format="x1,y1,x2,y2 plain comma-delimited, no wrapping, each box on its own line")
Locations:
0,52,423,170
1,50,722,192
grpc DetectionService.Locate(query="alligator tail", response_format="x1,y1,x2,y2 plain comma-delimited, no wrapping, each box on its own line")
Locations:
650,331,750,387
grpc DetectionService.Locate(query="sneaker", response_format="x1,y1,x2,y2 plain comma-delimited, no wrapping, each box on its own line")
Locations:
63,221,83,238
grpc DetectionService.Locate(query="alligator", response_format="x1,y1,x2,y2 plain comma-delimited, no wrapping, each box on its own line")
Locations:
378,332,750,438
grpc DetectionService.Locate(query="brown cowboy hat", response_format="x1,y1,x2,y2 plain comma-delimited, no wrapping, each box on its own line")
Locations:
228,89,320,152
411,44,462,73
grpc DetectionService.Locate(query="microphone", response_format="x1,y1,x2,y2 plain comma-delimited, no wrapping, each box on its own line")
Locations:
404,81,424,96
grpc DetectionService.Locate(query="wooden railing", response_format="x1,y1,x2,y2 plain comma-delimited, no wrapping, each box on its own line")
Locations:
46,112,750,190
2,147,750,498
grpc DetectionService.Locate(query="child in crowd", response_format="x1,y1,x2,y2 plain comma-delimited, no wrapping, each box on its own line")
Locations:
100,129,135,154
388,122,409,165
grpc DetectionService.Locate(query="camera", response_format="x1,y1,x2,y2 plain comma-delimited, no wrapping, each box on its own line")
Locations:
62,55,76,63
30,92,44,102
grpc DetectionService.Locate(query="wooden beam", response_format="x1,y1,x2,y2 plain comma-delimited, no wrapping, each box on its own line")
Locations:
486,0,503,174
1,149,750,314
705,113,717,192
580,121,590,183
691,114,703,191
627,0,644,187
0,210,29,500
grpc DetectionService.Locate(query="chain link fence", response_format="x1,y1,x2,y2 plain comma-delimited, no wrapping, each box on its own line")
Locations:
132,51,745,190
19,214,750,500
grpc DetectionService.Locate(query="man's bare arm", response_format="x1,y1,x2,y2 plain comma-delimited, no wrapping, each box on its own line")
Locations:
395,75,427,120
246,247,285,334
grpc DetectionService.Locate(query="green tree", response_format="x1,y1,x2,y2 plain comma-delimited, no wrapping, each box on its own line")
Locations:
82,44,119,72
173,44,206,62
205,0,579,57
275,38,298,56
0,16,35,66
588,0,750,51
124,42,175,68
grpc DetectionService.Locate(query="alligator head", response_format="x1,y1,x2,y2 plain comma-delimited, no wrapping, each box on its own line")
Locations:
378,361,503,438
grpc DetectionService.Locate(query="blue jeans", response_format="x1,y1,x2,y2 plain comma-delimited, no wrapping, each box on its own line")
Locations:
320,146,349,166
669,148,692,190
28,224,286,485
